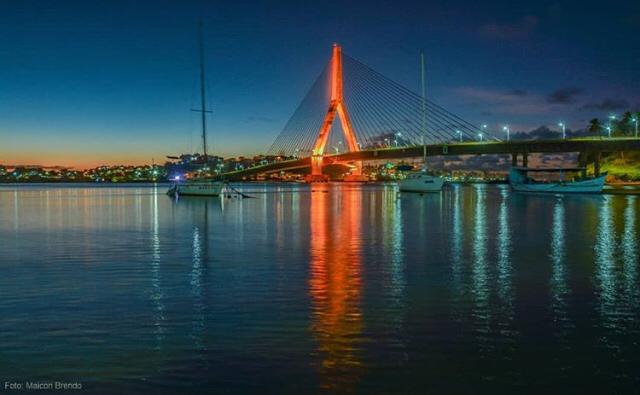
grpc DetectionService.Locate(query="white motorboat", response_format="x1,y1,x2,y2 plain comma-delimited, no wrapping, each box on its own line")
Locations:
508,167,606,194
399,171,444,193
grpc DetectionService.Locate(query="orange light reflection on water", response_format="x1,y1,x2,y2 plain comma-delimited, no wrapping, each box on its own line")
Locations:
308,184,364,391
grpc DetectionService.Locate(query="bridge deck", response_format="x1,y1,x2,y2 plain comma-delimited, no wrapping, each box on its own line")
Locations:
222,137,640,179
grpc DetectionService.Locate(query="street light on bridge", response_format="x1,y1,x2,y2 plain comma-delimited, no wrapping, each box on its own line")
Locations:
632,116,638,137
396,132,402,147
456,130,462,142
503,125,510,141
558,122,566,139
478,132,484,142
608,114,616,138
606,125,612,138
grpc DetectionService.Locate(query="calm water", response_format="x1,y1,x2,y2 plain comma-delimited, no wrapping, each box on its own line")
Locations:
1,183,639,394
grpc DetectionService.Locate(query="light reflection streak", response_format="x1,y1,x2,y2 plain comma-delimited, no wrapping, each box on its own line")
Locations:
309,184,363,392
150,186,165,349
472,185,489,326
382,188,405,349
190,215,206,356
13,189,19,233
550,196,570,340
594,195,620,353
622,196,638,299
497,187,512,307
451,185,463,292
595,195,615,305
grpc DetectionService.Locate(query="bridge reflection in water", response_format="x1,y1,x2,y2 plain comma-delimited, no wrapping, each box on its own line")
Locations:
308,184,364,391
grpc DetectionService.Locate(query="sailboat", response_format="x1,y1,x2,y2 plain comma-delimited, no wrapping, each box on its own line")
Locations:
168,23,224,197
399,139,445,193
399,52,444,193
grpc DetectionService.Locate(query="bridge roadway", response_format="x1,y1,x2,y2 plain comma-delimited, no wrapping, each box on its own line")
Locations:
222,137,640,180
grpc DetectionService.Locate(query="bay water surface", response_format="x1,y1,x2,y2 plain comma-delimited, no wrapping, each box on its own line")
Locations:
1,183,639,393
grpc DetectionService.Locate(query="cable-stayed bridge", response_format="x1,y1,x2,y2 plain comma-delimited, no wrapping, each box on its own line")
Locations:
222,44,640,181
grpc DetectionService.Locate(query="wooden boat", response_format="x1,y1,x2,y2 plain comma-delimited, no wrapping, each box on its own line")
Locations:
508,167,606,194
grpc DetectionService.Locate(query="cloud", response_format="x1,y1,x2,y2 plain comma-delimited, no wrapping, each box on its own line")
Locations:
547,87,584,104
480,15,538,40
508,89,528,97
453,86,550,115
245,116,278,124
512,126,560,140
580,99,629,111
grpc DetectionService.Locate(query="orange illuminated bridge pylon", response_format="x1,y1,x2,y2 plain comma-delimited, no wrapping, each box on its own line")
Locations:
308,44,366,182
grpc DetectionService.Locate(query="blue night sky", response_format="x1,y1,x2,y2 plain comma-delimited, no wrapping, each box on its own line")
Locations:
1,0,638,167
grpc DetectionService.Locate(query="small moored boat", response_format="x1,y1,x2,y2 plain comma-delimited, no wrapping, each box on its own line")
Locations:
167,23,223,198
508,167,606,194
167,179,224,197
398,52,444,194
399,171,444,193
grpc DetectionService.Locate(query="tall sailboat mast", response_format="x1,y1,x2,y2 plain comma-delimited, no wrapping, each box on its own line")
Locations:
198,21,209,164
420,51,427,167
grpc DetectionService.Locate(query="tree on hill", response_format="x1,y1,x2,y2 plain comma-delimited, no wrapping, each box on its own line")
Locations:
588,118,602,136
617,111,633,136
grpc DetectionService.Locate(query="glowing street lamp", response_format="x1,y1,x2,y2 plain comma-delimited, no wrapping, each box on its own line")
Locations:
632,116,638,137
456,130,462,142
478,133,484,142
608,115,616,138
558,122,566,139
384,137,390,147
503,125,510,141
395,132,402,147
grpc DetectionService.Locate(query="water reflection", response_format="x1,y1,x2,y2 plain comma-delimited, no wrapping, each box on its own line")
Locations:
595,196,616,308
622,196,638,298
190,204,207,357
309,185,363,391
497,187,512,307
150,186,165,349
472,185,489,326
550,196,570,343
451,185,463,291
383,189,404,307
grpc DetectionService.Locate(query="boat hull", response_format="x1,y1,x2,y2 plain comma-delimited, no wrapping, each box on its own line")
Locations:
399,174,444,193
168,181,224,197
510,176,606,194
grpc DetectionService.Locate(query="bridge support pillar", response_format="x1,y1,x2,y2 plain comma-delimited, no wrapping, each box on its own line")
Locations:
594,151,601,176
511,153,518,167
307,154,329,182
578,152,588,178
522,153,529,168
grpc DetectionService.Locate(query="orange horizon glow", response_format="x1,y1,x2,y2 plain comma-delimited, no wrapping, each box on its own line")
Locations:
0,149,266,170
0,153,170,170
